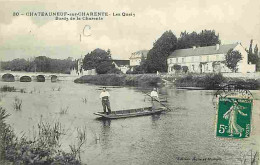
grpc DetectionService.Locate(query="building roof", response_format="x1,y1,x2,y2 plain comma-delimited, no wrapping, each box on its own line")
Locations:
130,50,149,59
112,60,130,66
168,43,239,58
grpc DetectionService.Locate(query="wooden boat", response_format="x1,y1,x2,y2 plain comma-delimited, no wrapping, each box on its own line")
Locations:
94,107,165,119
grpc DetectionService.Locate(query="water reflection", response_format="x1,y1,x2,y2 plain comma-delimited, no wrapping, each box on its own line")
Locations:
99,118,112,150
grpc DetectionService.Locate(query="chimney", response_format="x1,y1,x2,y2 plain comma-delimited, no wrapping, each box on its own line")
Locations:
216,44,220,50
193,46,196,50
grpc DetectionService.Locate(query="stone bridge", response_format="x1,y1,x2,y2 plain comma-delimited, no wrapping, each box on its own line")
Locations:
0,71,78,82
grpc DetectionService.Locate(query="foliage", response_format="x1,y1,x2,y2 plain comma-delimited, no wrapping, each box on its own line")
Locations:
96,61,116,74
177,30,220,49
83,48,110,70
175,73,226,89
225,49,243,72
59,106,69,115
247,40,260,71
173,64,181,71
83,48,117,74
74,74,161,87
0,85,16,92
182,66,188,73
1,57,76,74
0,107,81,164
13,97,22,111
146,30,177,73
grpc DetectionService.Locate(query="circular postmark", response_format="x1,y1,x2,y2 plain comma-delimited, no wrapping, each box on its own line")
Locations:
212,84,253,107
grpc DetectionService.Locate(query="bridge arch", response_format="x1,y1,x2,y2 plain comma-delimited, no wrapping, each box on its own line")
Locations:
20,76,32,82
2,73,15,82
51,75,58,82
36,75,45,82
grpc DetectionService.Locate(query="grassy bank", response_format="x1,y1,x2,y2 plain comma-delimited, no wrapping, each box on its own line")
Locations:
0,107,83,164
74,74,161,87
173,73,260,90
74,73,260,90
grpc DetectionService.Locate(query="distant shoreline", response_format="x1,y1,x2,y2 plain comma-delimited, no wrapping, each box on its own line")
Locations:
74,73,260,90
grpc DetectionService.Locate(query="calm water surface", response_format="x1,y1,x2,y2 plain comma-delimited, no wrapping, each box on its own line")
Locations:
0,80,259,165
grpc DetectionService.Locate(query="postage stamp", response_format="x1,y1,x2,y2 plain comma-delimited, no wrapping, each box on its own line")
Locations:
216,97,252,138
214,84,253,138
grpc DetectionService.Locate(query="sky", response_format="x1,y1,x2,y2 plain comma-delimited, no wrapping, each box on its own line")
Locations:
0,0,260,61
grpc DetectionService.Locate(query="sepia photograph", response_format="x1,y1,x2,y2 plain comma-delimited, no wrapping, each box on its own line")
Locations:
0,0,259,164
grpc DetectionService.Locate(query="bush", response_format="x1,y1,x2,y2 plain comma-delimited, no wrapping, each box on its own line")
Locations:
182,66,188,73
74,74,161,87
175,73,226,89
0,107,81,164
0,85,16,92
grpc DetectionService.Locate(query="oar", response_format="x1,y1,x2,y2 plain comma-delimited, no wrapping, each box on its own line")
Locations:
143,92,173,111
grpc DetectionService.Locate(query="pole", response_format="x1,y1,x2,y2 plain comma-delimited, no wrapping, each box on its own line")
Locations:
143,92,172,111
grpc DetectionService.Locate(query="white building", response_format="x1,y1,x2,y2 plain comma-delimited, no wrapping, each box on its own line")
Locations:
167,43,256,74
129,50,149,67
112,60,130,74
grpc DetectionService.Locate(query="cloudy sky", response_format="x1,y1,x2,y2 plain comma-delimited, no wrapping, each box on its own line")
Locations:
0,0,260,61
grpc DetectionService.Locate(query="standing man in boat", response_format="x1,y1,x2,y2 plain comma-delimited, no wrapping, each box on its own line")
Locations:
100,87,111,114
150,88,160,110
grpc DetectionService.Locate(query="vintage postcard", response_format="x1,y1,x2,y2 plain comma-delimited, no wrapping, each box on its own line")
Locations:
0,0,259,164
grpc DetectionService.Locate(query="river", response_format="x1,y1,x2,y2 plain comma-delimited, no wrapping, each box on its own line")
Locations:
0,80,259,165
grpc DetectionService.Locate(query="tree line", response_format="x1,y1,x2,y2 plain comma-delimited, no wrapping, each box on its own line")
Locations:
1,56,76,74
247,39,259,71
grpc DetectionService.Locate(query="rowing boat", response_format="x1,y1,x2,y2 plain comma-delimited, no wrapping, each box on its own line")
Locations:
94,107,165,119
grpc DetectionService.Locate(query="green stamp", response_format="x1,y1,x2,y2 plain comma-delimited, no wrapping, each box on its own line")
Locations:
216,97,252,138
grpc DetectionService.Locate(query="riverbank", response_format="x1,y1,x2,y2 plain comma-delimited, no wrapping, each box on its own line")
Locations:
172,73,260,90
0,107,82,164
74,73,260,90
74,74,161,86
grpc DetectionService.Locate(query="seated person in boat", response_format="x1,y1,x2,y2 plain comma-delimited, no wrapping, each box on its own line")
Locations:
99,87,111,114
150,88,160,110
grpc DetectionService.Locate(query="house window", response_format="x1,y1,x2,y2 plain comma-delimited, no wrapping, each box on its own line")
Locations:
182,58,185,63
176,58,178,63
192,65,195,71
206,64,208,71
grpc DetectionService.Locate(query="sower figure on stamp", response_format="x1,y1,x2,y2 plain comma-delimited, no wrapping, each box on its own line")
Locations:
99,87,111,114
223,100,247,137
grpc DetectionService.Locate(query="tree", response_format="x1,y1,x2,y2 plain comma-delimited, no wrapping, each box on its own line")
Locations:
254,44,258,57
83,48,111,70
34,56,51,72
199,30,220,47
173,64,181,73
248,39,255,64
225,49,243,72
96,61,115,74
253,44,260,71
182,66,188,73
107,49,112,59
83,48,117,74
146,30,177,73
177,30,220,49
